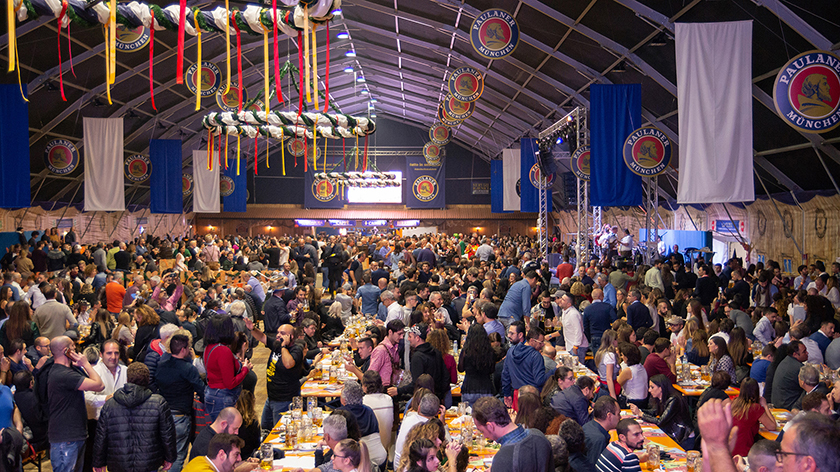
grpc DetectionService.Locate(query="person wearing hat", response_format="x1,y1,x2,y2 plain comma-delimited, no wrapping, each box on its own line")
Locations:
665,316,685,348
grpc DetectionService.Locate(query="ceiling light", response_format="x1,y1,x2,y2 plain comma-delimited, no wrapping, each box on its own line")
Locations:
555,136,563,145
336,31,350,39
370,98,378,103
345,50,356,57
356,76,366,83
649,32,668,47
344,66,354,73
370,114,377,118
612,61,627,73
331,9,342,16
361,89,369,95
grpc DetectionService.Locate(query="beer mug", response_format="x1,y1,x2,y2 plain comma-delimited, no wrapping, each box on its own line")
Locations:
260,444,273,470
686,451,700,472
293,396,303,412
646,444,660,469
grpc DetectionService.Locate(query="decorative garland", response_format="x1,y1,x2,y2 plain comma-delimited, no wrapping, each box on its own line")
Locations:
202,111,375,140
314,172,397,180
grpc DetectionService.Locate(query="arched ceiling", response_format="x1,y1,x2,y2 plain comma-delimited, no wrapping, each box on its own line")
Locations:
5,0,840,210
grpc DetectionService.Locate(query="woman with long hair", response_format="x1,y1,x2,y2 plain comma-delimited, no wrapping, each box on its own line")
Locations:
203,314,252,422
83,308,113,347
405,438,438,472
112,311,135,347
629,374,694,448
234,390,261,459
457,323,495,406
617,342,648,408
131,303,160,360
322,300,346,340
616,289,628,319
687,299,707,331
686,329,710,366
427,329,458,385
0,287,12,319
594,329,620,398
396,422,444,472
730,378,777,457
727,327,753,384
617,325,637,345
0,301,38,352
334,438,373,472
708,336,736,385
514,391,542,428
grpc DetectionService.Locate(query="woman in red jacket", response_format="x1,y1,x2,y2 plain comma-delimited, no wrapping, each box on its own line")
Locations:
203,314,251,421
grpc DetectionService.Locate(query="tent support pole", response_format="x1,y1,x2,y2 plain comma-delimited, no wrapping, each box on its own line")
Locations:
755,169,804,259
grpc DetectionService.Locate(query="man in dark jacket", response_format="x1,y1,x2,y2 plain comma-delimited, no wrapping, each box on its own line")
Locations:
550,375,596,426
389,325,451,403
262,289,290,334
93,363,177,472
625,290,652,332
771,340,808,410
473,396,554,472
582,289,618,350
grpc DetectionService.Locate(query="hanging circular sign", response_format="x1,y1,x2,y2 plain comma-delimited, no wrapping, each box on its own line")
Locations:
216,85,249,112
287,138,307,157
623,126,672,176
44,139,79,175
247,100,264,112
437,105,462,127
423,142,442,164
220,175,235,197
528,163,556,188
124,154,151,182
470,9,519,60
312,177,338,202
413,176,439,202
115,24,150,51
185,62,222,97
182,173,194,197
571,146,590,181
448,67,484,102
442,95,475,121
429,125,451,145
773,50,840,133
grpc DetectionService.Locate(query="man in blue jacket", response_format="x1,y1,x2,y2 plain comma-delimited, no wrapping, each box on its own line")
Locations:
498,270,537,329
625,290,652,332
583,288,618,350
501,325,549,409
550,375,596,425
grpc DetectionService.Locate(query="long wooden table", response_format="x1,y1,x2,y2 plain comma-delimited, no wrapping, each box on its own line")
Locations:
674,364,739,397
759,409,793,440
615,410,689,471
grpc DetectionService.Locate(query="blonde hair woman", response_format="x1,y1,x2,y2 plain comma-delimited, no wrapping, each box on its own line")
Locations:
594,329,620,398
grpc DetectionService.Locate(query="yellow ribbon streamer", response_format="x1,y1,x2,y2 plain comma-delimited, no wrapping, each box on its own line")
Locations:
7,0,15,72
104,26,112,104
224,0,231,94
312,124,317,171
304,8,311,103
260,18,270,169
281,128,285,176
355,133,359,170
14,37,27,101
312,25,319,111
108,0,116,84
194,9,202,111
236,135,241,175
323,131,327,170
225,133,229,169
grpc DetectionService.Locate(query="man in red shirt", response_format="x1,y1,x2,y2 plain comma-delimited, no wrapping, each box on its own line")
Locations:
556,256,574,282
104,272,126,316
643,338,677,384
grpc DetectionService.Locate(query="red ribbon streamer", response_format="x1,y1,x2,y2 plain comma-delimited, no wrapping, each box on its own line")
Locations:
67,24,76,77
254,136,258,175
342,138,346,172
232,13,243,112
272,0,283,105
177,0,186,83
217,131,222,168
322,23,329,113
303,133,308,173
57,1,68,101
297,31,304,118
149,24,156,110
363,135,369,172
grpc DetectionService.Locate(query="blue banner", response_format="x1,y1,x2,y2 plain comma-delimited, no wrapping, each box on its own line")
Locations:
490,160,507,213
149,139,183,214
223,165,247,212
519,138,552,212
406,155,445,208
304,159,345,209
590,84,643,207
0,85,30,209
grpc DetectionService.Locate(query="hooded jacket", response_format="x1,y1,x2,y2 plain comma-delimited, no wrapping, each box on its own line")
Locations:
501,342,550,397
93,383,177,472
397,342,451,400
46,249,66,271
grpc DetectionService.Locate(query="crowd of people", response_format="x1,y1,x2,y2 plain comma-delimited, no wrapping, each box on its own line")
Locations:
0,226,837,472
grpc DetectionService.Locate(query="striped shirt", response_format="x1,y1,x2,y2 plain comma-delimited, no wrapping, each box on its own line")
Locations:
596,442,642,472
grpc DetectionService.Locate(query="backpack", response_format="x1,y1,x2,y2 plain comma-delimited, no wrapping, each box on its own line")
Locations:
34,357,55,407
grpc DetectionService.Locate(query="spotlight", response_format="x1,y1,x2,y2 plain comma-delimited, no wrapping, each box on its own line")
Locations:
337,32,350,40
360,89,369,95
556,136,563,145
345,50,357,57
370,98,378,103
344,66,354,73
356,76,366,83
331,8,342,16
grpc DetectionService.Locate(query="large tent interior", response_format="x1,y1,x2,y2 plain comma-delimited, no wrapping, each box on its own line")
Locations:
2,0,840,266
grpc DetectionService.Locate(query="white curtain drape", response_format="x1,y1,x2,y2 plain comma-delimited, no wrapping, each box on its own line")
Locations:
676,21,754,204
193,151,220,213
84,117,125,211
503,148,520,211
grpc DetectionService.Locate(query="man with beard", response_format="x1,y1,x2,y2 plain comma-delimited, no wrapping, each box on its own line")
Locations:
595,419,646,472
